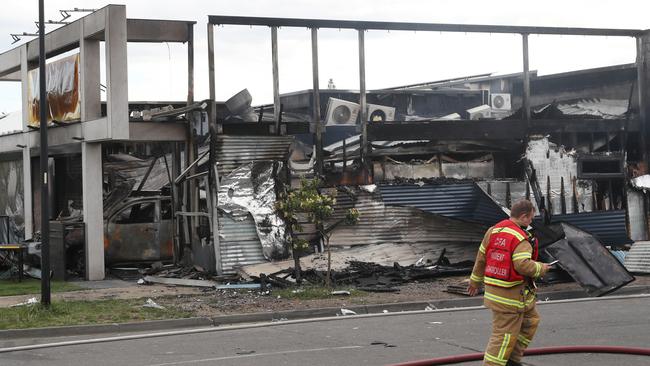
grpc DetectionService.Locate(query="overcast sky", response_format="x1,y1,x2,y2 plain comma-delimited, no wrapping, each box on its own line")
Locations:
0,0,648,113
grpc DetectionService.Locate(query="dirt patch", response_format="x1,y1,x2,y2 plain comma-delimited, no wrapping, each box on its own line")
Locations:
2,275,648,317
138,275,650,318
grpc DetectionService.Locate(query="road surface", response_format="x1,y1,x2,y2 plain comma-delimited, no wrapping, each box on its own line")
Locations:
2,295,649,366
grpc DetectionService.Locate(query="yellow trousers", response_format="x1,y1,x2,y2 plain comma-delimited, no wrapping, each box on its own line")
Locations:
483,307,540,366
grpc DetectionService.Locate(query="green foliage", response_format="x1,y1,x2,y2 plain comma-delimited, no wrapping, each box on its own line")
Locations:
277,178,339,252
277,178,335,224
277,178,360,287
345,207,360,225
277,178,362,243
291,237,310,252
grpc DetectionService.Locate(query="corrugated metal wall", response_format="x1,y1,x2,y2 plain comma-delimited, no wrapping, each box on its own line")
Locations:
214,135,294,176
379,183,507,225
626,189,648,241
625,241,650,273
323,189,487,262
218,213,266,274
550,210,631,245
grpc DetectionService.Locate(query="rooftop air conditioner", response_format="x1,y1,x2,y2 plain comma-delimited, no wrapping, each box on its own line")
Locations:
491,93,512,111
437,113,461,120
366,103,396,122
467,104,492,120
325,98,360,126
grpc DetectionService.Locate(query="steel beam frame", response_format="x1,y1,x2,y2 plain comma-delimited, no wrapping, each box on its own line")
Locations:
207,16,642,37
205,15,643,172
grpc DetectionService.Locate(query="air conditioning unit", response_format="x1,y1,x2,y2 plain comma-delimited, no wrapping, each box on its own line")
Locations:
491,93,512,111
437,113,461,120
325,98,360,126
366,103,396,122
467,104,492,120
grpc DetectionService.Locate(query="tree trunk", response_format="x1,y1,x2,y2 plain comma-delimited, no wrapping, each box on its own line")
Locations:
325,235,331,288
294,252,302,285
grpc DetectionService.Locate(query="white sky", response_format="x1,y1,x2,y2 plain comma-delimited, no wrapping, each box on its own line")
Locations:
0,0,648,113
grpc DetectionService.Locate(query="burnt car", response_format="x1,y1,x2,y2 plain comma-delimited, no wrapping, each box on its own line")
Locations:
104,196,173,264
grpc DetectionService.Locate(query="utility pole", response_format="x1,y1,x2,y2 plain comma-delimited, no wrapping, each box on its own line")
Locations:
38,0,51,306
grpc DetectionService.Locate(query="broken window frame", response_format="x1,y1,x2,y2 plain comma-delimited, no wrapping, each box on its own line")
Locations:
111,201,158,225
577,153,625,179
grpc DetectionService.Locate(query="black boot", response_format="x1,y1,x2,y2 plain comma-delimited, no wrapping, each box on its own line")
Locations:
506,360,523,366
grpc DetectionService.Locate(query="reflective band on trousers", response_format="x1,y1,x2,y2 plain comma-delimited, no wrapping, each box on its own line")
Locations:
484,291,526,309
517,334,531,346
484,352,508,366
498,333,511,360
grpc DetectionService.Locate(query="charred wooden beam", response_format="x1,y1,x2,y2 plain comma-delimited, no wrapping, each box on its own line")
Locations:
220,122,310,135
366,119,640,142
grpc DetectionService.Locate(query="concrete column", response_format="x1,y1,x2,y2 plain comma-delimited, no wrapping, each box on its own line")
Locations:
104,5,129,140
20,45,29,132
80,20,104,279
80,23,101,121
82,142,104,280
20,45,33,240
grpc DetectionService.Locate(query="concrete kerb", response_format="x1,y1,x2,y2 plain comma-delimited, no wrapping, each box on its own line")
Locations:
0,317,214,339
2,285,649,339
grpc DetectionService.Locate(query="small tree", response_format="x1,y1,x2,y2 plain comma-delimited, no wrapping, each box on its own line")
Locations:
277,178,359,287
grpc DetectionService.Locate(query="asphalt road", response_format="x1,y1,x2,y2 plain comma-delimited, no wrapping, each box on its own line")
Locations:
2,295,649,366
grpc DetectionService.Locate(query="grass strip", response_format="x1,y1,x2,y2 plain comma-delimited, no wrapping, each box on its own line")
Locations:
272,287,366,300
0,298,194,330
0,279,83,297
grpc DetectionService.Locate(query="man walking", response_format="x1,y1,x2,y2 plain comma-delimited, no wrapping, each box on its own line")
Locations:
468,200,551,366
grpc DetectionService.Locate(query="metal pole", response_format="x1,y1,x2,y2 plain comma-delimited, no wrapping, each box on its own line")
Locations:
207,23,216,126
38,0,51,306
186,23,198,257
522,33,531,128
187,24,194,105
358,29,368,167
311,28,323,176
636,36,647,162
271,27,281,135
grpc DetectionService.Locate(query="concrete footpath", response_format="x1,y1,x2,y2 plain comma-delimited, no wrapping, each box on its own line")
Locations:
2,284,649,340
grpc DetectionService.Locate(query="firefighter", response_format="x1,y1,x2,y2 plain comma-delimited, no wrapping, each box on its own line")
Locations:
468,200,551,366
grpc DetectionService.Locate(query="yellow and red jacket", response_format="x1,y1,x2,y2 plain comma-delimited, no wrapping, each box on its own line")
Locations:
484,219,539,288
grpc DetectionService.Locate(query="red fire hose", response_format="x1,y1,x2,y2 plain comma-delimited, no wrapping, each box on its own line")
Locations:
386,346,650,366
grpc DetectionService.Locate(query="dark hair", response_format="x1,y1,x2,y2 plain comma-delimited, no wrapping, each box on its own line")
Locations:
510,200,534,218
